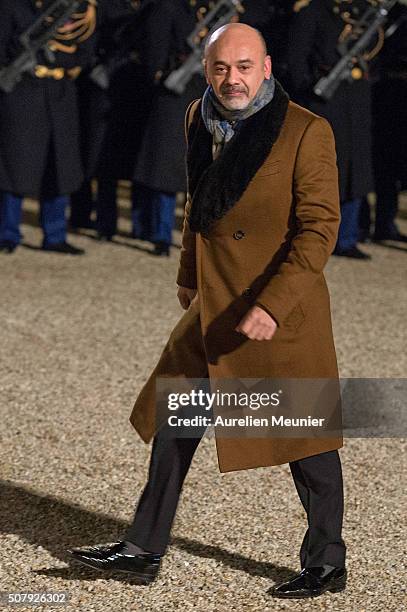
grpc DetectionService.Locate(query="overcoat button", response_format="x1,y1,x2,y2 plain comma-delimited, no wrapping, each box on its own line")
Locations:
233,230,245,240
242,287,252,297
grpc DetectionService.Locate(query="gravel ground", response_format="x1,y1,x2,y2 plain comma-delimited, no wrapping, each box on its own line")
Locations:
0,197,406,612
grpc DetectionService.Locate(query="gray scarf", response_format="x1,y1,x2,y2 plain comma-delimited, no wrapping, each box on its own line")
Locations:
201,75,276,145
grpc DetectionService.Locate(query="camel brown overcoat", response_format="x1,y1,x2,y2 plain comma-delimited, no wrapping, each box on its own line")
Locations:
130,82,343,472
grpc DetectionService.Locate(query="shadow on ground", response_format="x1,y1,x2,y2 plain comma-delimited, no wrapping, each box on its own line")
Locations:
0,480,294,586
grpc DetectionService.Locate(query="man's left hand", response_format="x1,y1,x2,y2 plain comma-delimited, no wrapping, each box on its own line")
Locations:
235,305,277,341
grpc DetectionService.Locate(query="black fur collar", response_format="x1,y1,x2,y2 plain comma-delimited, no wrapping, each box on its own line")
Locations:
187,80,290,234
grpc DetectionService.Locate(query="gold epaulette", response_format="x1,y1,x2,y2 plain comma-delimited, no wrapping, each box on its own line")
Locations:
48,0,97,54
293,0,312,13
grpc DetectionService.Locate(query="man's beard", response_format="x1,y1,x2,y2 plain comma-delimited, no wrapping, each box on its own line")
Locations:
219,87,250,110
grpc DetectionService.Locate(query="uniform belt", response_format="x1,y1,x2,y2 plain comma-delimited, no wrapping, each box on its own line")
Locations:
34,65,82,80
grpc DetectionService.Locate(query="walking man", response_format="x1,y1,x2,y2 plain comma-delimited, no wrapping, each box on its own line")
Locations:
69,23,347,599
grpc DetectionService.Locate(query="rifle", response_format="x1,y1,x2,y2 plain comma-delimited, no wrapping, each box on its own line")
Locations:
0,0,82,93
313,0,399,101
164,0,245,95
89,0,157,90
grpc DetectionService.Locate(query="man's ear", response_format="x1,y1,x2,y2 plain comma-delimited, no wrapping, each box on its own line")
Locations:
203,59,211,85
264,55,272,79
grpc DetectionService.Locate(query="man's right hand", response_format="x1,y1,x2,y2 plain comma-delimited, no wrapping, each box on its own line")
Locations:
177,286,197,310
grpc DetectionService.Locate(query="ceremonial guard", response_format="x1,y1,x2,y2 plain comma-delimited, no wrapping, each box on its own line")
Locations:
0,0,98,254
70,0,152,237
93,0,155,241
287,0,375,259
131,0,206,256
370,2,407,242
240,0,296,87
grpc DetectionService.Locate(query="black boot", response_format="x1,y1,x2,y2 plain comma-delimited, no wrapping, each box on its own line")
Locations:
333,245,371,260
42,241,85,255
152,241,170,257
0,240,17,254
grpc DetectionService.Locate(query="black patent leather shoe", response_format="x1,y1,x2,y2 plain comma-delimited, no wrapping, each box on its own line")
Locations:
0,240,17,253
67,542,161,583
270,566,347,599
42,241,85,255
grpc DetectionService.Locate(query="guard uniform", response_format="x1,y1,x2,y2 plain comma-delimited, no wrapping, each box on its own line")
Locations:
131,0,206,255
94,0,156,240
70,0,151,235
287,0,374,258
0,0,98,253
371,4,407,241
241,0,296,88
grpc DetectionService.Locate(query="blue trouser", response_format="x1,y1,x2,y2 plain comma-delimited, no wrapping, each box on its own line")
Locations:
0,192,67,246
132,182,176,245
336,198,362,251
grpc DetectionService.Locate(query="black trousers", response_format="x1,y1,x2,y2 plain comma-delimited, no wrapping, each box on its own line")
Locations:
124,419,346,568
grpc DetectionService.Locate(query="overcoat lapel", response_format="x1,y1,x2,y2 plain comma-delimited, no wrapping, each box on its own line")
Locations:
187,80,290,234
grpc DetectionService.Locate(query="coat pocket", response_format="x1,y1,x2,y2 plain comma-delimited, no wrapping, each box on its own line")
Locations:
283,302,306,331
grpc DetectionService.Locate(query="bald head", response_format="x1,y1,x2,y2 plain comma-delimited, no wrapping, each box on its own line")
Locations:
203,23,272,111
205,23,267,59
